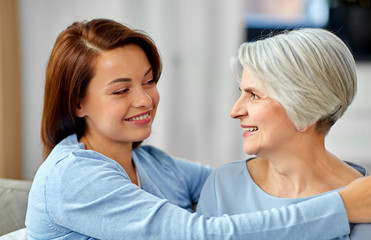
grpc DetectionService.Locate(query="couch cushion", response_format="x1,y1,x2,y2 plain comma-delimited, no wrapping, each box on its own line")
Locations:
0,179,32,236
0,228,26,239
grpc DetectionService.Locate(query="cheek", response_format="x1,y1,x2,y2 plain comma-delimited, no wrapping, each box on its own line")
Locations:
252,103,283,135
272,105,294,127
84,98,104,116
251,104,271,123
264,105,295,136
96,99,129,120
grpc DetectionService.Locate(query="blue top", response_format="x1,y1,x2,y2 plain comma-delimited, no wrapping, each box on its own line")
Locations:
26,134,350,239
197,159,371,240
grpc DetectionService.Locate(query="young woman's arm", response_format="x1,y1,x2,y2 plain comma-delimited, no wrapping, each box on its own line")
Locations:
26,152,353,240
340,176,371,223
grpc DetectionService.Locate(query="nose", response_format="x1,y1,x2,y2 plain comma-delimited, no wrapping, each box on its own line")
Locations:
230,96,247,119
132,88,152,108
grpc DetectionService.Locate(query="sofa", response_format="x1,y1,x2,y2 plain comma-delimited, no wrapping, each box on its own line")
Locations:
0,178,32,237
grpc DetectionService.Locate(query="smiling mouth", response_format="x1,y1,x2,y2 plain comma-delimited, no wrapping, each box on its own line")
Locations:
244,127,258,132
125,112,150,121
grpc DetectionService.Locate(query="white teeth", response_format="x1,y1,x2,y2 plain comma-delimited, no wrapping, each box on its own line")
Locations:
244,127,258,132
126,113,149,121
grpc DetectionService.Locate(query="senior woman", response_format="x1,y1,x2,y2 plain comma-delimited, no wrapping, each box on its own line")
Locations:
197,28,371,239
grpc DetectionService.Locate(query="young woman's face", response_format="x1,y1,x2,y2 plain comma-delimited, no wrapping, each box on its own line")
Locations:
230,69,297,157
76,44,159,146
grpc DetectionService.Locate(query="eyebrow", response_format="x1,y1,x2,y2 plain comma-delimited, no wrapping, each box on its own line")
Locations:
144,67,153,77
239,87,258,93
108,67,153,85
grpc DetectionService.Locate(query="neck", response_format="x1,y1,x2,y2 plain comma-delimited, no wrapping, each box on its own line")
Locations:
249,129,362,198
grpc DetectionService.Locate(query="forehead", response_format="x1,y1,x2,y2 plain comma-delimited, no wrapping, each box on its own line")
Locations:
87,44,152,91
96,44,150,70
240,69,265,90
90,44,151,85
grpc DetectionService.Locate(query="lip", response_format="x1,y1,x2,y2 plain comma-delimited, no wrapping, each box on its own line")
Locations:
241,124,259,138
241,124,258,129
241,124,254,128
125,110,152,125
126,110,151,119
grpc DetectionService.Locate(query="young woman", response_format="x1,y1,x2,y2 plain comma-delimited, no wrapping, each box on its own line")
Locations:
26,19,371,239
197,28,371,239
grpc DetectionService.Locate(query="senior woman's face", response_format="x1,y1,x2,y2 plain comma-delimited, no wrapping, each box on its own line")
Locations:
230,70,297,157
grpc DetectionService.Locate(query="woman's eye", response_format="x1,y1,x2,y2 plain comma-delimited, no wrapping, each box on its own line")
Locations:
113,89,129,95
145,79,156,85
248,92,259,100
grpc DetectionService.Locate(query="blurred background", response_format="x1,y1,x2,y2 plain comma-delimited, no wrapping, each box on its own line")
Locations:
0,0,370,180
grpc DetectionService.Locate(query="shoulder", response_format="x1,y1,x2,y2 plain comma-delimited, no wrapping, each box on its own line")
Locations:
345,161,369,176
46,134,122,174
48,134,84,159
212,159,249,177
28,135,130,228
205,160,249,187
350,223,371,239
205,158,256,192
33,135,126,193
197,160,251,216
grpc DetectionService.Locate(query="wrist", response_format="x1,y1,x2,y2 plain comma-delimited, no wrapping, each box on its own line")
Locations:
338,188,354,222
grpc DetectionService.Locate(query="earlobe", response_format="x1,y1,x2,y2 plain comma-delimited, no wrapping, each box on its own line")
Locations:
75,102,86,118
298,124,312,132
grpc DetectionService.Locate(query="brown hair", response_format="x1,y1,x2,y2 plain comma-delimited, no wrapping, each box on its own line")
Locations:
41,18,162,159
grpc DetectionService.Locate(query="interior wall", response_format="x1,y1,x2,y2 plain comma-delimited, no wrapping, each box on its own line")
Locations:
19,0,371,180
326,62,371,171
0,0,23,179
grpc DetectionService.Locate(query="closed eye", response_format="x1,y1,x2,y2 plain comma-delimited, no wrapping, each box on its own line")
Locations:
144,79,156,85
113,88,129,95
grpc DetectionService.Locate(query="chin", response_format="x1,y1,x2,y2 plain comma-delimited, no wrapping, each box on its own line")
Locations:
243,144,258,156
136,129,152,141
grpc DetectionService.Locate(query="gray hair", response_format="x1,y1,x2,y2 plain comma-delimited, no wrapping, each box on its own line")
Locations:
233,28,357,134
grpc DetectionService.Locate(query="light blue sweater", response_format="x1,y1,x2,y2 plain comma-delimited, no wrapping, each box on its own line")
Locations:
26,134,350,239
197,159,371,239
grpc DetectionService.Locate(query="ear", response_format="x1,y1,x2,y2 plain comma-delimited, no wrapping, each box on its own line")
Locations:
75,100,86,118
297,124,312,132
